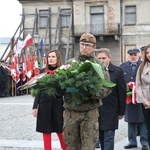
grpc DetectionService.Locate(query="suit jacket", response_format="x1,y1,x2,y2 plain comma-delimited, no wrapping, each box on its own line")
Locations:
99,63,126,130
120,58,145,122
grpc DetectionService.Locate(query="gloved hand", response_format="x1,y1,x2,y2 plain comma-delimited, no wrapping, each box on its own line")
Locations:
55,88,66,98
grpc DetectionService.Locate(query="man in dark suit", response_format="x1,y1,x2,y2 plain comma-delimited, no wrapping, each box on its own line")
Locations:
95,48,126,150
120,48,149,150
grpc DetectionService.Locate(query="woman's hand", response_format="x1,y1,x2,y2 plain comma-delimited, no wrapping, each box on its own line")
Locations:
32,109,38,118
143,101,150,109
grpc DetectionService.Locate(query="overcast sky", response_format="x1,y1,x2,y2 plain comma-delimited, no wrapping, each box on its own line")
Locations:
0,0,22,38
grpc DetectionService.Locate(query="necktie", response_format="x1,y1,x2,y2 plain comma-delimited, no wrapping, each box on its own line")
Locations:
131,64,136,73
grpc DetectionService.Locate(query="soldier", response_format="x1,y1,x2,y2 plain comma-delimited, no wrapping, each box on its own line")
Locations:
63,33,112,150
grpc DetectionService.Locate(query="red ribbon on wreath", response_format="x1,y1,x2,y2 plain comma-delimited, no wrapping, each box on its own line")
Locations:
126,82,136,104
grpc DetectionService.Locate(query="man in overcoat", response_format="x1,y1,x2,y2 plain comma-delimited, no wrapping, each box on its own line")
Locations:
96,48,126,150
0,61,8,97
120,48,149,150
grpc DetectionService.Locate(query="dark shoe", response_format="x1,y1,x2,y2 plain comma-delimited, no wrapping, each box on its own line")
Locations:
142,145,149,150
124,144,137,149
136,131,140,136
95,140,100,148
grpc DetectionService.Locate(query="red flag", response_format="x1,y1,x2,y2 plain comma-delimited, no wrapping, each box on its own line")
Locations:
26,55,32,79
126,82,136,104
22,54,27,81
128,82,136,104
43,57,47,69
11,55,20,83
22,34,33,49
33,59,40,76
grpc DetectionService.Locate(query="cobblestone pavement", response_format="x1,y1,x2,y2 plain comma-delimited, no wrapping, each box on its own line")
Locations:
0,95,129,150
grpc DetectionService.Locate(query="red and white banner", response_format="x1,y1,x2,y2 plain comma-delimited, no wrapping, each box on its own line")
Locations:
22,34,33,49
26,55,32,79
33,59,40,76
11,55,20,83
22,54,27,81
126,82,136,104
18,72,46,90
43,57,47,69
129,82,136,104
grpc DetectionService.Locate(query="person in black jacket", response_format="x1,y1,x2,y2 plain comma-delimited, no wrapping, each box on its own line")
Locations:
96,48,126,150
0,61,8,97
32,50,67,150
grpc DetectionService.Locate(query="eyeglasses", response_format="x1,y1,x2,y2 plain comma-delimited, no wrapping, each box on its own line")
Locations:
80,42,94,48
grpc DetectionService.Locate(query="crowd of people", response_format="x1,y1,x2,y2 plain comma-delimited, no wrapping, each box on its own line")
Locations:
0,60,27,97
1,32,150,150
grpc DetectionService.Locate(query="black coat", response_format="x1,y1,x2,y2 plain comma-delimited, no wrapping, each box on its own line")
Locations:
33,93,64,133
0,66,8,96
120,59,145,122
99,63,126,130
0,66,8,88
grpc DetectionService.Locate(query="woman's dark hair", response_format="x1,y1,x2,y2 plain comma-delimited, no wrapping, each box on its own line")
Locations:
46,50,63,68
139,44,150,80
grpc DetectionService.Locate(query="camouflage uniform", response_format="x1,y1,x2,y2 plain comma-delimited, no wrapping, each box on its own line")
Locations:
63,55,111,150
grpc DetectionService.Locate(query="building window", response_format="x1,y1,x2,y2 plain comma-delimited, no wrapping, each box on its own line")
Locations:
90,6,104,34
39,10,49,28
125,6,136,25
60,9,71,27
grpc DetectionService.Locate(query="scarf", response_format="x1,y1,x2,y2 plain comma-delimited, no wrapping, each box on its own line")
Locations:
78,54,95,62
46,65,57,75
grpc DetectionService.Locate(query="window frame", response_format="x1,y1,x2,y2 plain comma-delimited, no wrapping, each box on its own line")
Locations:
39,9,49,28
60,9,72,28
90,5,104,34
125,5,136,25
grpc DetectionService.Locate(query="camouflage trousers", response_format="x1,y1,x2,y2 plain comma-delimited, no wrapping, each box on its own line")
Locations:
63,108,99,150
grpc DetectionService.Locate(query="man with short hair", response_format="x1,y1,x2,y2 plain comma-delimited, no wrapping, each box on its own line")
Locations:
120,48,149,150
63,33,112,150
96,48,126,150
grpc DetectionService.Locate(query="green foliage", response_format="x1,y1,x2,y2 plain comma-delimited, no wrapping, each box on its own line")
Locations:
126,82,134,96
23,60,116,106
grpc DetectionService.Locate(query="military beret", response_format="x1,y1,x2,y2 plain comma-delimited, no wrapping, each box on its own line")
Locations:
127,48,140,54
80,33,96,44
140,46,147,52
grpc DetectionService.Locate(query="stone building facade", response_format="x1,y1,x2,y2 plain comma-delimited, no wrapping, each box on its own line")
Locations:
5,0,150,65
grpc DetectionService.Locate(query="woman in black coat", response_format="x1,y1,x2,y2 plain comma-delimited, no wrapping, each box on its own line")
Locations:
32,50,67,150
